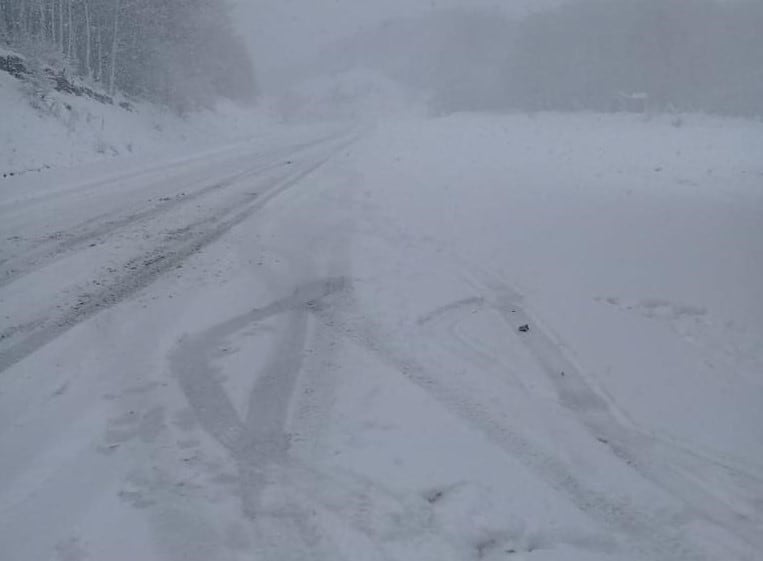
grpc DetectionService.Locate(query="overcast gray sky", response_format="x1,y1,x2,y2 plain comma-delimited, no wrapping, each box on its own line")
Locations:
233,0,560,80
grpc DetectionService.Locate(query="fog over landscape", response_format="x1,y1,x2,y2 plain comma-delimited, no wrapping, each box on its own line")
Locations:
1,1,762,560
238,0,762,117
235,0,561,79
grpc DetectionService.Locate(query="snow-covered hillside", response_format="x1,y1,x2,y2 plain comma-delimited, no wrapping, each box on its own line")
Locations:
0,62,270,178
1,110,761,560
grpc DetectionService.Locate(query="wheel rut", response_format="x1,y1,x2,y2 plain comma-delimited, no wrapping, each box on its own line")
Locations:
0,135,356,374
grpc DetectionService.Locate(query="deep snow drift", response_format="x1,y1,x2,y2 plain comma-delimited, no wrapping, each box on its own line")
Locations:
0,111,761,560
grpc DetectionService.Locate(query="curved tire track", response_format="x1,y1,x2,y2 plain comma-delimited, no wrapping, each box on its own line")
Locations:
309,291,720,561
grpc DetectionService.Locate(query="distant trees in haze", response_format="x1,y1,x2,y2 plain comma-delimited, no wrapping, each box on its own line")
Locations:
304,8,519,115
504,0,763,116
0,0,256,111
309,0,762,118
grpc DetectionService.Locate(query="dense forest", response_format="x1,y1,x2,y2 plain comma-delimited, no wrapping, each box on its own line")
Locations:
0,0,256,111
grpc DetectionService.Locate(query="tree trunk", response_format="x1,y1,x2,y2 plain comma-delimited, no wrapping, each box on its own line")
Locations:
66,0,73,58
84,0,92,78
0,1,8,38
58,0,64,50
108,0,120,95
49,0,54,43
21,0,29,35
96,22,103,82
53,0,59,46
0,2,7,39
37,0,44,39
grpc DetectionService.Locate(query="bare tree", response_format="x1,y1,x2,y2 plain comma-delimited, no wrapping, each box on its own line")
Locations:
107,0,117,94
1,0,257,109
83,0,91,76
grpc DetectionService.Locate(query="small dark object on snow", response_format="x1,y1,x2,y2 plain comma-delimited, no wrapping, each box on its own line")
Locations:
560,371,565,377
424,489,444,504
518,324,530,333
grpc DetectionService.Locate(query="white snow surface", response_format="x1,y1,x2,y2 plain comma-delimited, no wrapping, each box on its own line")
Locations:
0,69,274,177
1,111,762,561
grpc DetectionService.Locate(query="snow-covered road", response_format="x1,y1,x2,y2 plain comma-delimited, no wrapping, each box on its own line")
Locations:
0,128,357,372
1,115,761,561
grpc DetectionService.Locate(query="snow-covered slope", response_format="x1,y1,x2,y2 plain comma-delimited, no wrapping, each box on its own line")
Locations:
0,66,271,178
0,112,761,560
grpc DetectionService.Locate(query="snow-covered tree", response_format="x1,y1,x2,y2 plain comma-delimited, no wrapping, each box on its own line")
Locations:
0,0,257,111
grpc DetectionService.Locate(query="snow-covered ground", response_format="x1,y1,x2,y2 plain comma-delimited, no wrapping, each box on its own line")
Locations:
0,67,274,178
1,111,762,561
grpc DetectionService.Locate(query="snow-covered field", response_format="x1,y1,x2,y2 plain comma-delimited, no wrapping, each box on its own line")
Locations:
1,111,762,560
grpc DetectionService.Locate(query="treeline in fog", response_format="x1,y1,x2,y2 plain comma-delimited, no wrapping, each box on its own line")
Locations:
311,0,763,118
506,0,763,116
0,0,256,111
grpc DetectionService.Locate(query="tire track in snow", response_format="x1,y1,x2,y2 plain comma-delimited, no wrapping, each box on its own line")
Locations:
309,292,721,561
366,216,762,557
0,137,335,289
457,274,763,554
170,278,454,560
0,132,343,214
0,135,357,374
170,278,348,560
408,265,763,557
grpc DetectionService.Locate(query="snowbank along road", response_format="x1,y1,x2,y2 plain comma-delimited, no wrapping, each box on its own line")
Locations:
0,115,762,561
